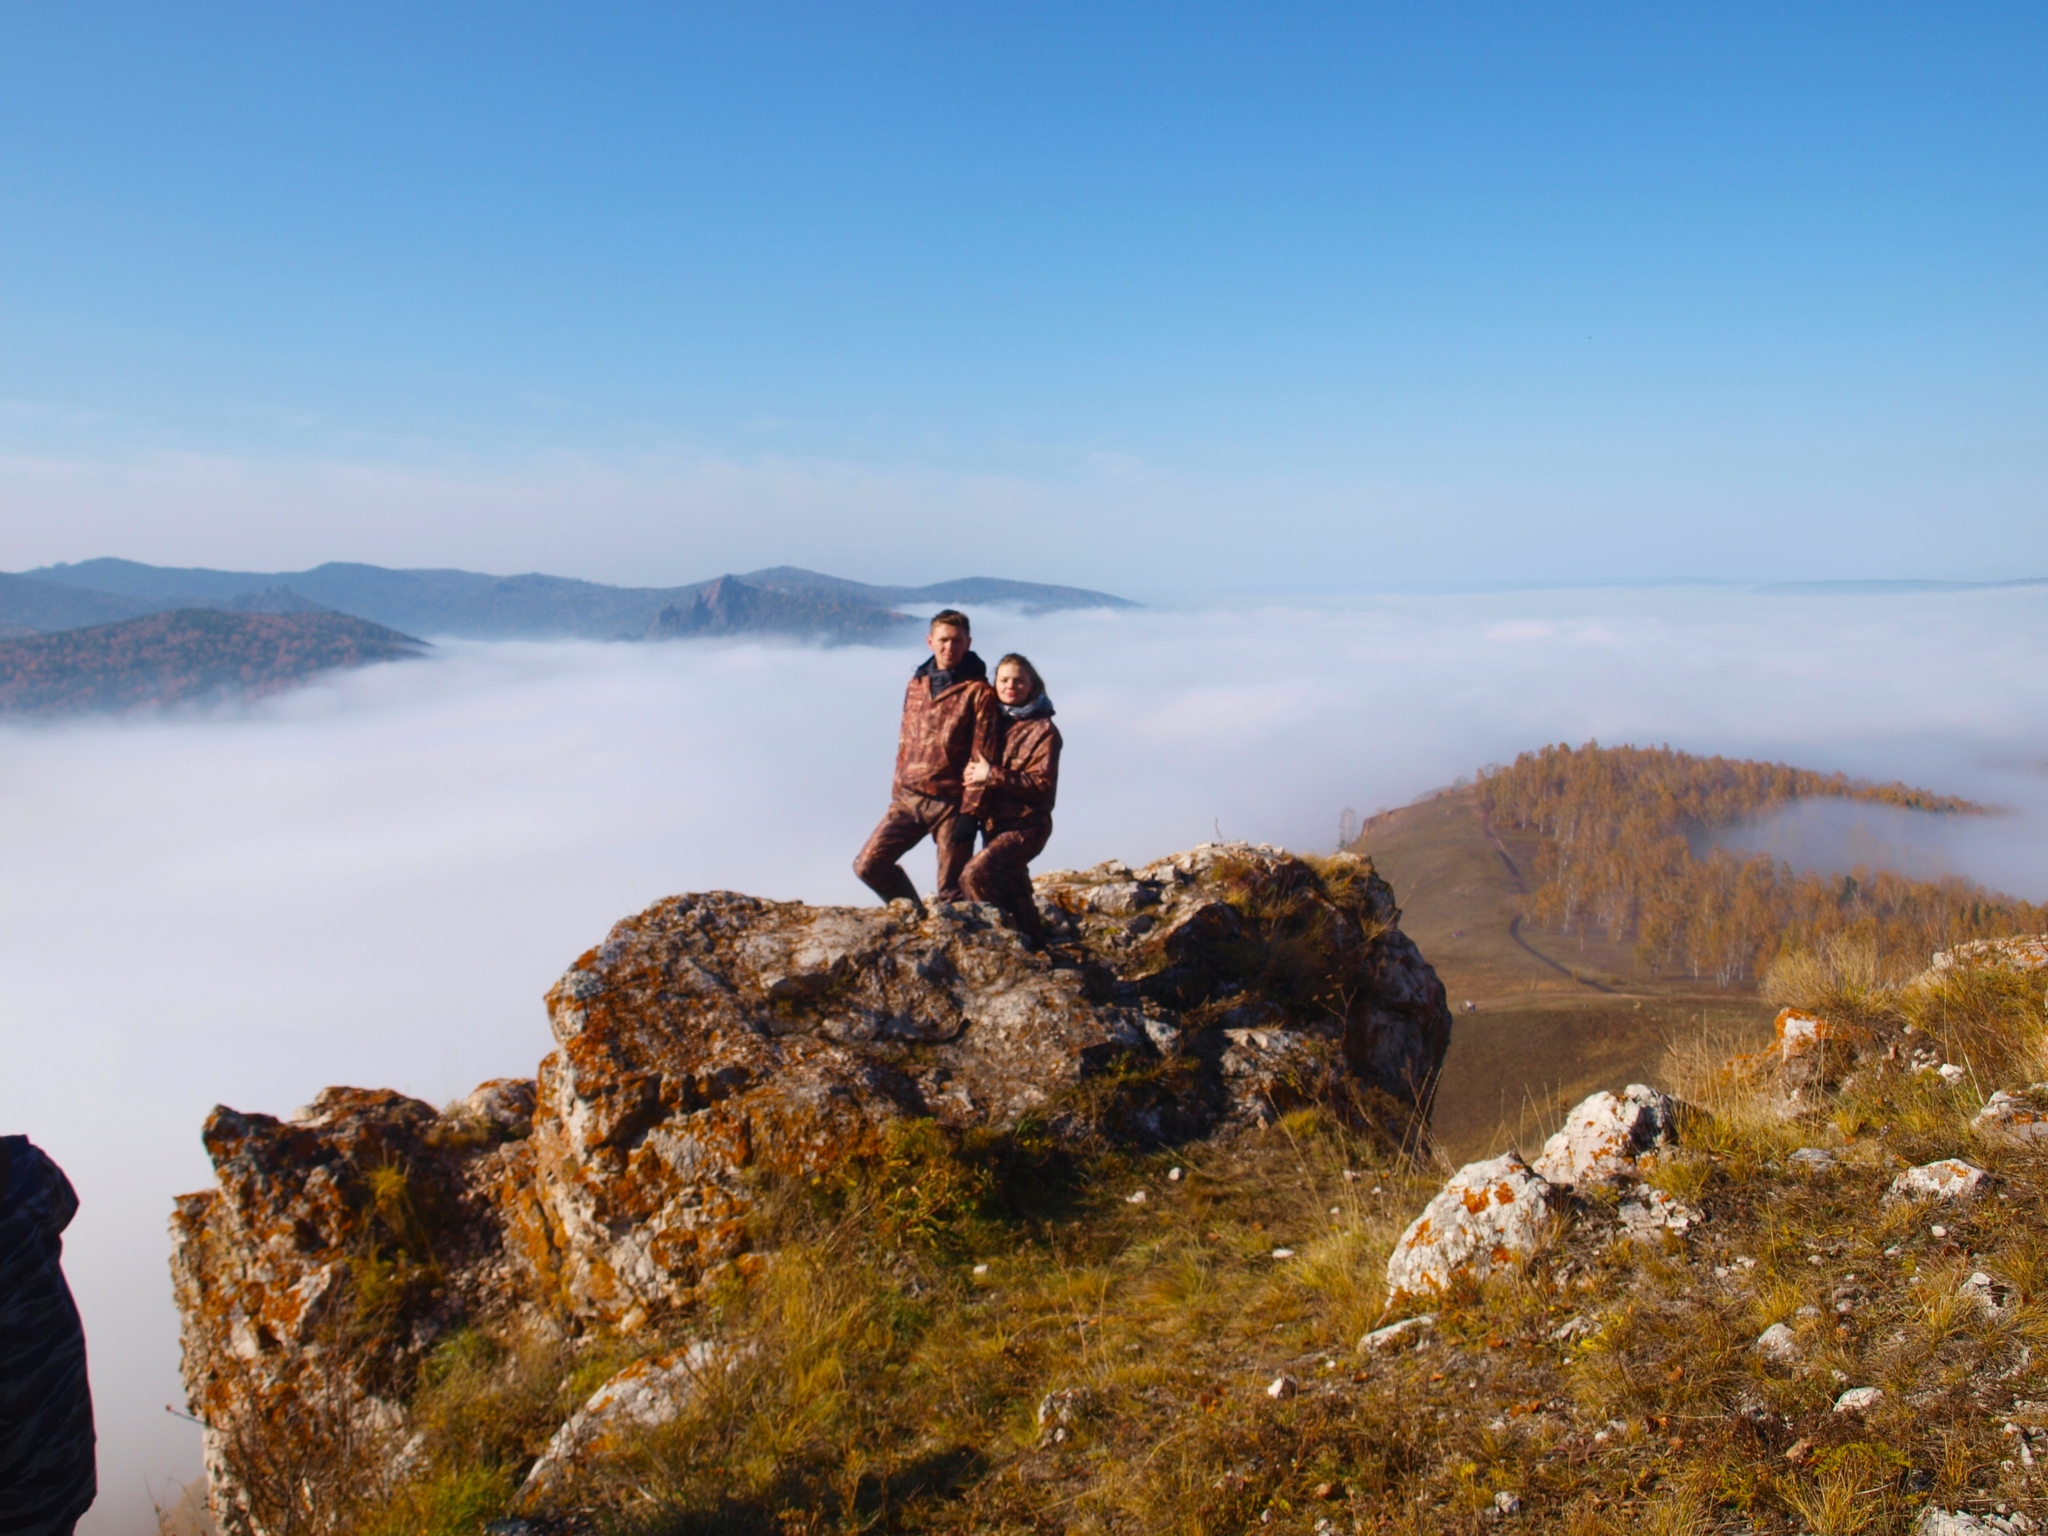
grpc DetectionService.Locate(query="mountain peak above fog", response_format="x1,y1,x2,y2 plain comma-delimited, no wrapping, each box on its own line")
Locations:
10,559,1136,644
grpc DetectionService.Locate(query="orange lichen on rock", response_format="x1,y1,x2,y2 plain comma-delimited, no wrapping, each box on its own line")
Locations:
171,844,1453,1532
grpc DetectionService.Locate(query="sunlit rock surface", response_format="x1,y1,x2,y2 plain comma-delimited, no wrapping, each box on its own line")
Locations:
171,843,1451,1532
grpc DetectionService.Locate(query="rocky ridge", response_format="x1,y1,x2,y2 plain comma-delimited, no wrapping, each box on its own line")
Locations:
171,843,1451,1533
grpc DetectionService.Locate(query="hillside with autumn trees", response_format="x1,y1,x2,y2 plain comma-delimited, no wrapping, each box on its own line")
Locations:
1477,742,2047,987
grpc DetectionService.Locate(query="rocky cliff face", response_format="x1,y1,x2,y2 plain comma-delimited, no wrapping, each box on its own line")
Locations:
171,843,1451,1533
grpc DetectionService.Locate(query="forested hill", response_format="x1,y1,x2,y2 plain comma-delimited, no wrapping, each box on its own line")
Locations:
1479,742,2044,985
0,609,424,714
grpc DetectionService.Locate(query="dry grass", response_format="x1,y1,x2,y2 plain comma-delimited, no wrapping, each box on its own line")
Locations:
342,945,2048,1535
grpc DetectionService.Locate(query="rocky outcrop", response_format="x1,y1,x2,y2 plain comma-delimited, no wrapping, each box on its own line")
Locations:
1386,1084,1690,1302
171,843,1451,1533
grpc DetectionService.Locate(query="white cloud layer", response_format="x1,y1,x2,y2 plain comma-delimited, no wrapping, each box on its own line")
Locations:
6,585,2048,1532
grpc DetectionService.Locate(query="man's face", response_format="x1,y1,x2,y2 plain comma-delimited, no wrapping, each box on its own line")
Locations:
928,623,969,671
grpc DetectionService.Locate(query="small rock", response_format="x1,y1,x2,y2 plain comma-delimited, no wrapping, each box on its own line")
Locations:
1531,1084,1683,1187
1963,1271,2017,1319
1271,1247,1296,1259
1167,1166,1184,1181
1267,1373,1298,1399
1939,1062,1969,1084
1494,1490,1523,1516
1616,1185,1699,1235
1888,1159,1986,1205
1785,1437,1814,1463
1788,1146,1836,1170
1314,1480,1339,1499
1385,1151,1564,1300
1756,1322,1800,1364
1834,1386,1885,1414
520,1340,735,1499
1915,1509,2040,1535
1359,1314,1436,1352
1975,1086,2048,1143
1125,1189,1149,1205
1931,937,2048,974
1037,1386,1093,1428
972,1263,990,1277
1549,1315,1591,1343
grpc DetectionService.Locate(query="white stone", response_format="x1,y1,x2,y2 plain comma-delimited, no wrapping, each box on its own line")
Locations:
1939,1063,1969,1084
1975,1087,2048,1143
1788,1147,1836,1170
1931,936,2048,974
1833,1386,1884,1414
521,1341,731,1498
1617,1186,1699,1235
1532,1085,1683,1186
1385,1151,1563,1300
1888,1159,1987,1204
1494,1490,1523,1516
1963,1271,2017,1319
1916,1509,2039,1535
1125,1189,1149,1204
1036,1386,1093,1427
1358,1314,1436,1352
1267,1373,1298,1399
1756,1323,1800,1364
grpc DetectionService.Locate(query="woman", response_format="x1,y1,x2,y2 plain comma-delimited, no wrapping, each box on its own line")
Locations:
961,653,1062,940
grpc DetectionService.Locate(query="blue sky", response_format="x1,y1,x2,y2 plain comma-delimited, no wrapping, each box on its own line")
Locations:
1,4,2042,591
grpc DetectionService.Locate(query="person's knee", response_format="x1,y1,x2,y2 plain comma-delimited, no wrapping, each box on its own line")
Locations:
959,858,996,901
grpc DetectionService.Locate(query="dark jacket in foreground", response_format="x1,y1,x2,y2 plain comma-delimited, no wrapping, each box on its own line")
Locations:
892,653,1000,815
0,1137,96,1536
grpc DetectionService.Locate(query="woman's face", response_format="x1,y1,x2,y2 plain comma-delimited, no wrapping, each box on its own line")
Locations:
995,662,1035,706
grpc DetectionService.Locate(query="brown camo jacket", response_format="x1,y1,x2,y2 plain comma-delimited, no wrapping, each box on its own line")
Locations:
892,659,1000,815
978,713,1062,833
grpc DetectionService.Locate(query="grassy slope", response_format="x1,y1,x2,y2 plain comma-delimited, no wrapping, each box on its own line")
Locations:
366,952,2048,1535
1355,785,1777,1163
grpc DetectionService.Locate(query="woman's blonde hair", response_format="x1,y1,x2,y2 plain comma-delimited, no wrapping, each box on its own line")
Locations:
995,652,1043,696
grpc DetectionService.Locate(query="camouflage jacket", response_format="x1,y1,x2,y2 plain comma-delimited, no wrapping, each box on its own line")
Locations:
979,700,1061,833
0,1137,97,1535
893,653,1000,814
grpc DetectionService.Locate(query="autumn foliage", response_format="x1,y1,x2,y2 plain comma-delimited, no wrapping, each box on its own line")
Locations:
1479,742,2046,987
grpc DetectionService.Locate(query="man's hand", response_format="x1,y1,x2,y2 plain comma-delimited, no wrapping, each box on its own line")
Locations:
963,756,991,787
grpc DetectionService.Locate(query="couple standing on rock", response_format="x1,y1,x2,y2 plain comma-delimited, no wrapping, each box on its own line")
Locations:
853,608,1062,941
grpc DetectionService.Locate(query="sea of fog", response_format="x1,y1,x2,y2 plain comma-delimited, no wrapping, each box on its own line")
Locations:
6,583,2048,1531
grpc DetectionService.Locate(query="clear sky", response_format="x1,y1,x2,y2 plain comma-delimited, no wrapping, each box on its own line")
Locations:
1,4,2042,592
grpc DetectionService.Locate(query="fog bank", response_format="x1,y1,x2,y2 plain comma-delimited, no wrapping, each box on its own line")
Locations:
5,584,2048,1532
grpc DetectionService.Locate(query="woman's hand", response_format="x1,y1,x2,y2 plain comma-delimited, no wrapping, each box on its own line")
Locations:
963,756,991,787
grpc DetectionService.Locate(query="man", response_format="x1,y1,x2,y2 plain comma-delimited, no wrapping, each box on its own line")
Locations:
0,1136,97,1536
853,608,999,910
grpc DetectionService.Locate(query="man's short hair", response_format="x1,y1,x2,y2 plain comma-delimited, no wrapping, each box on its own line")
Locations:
929,608,971,634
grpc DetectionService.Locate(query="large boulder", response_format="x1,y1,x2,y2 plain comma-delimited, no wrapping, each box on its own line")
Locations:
172,844,1452,1531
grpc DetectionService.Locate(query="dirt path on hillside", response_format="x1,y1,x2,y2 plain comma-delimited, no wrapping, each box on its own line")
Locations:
1476,800,1614,995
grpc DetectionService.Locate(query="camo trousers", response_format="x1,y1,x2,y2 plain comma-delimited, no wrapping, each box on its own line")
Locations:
961,823,1051,939
854,792,977,905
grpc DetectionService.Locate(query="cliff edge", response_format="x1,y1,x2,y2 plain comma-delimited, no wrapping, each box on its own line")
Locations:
171,843,1451,1531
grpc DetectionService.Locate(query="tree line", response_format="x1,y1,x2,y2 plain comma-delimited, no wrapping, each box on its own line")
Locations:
1479,742,2046,987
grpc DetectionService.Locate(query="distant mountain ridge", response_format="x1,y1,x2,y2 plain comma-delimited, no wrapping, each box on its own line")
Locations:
0,609,425,714
12,559,1134,642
